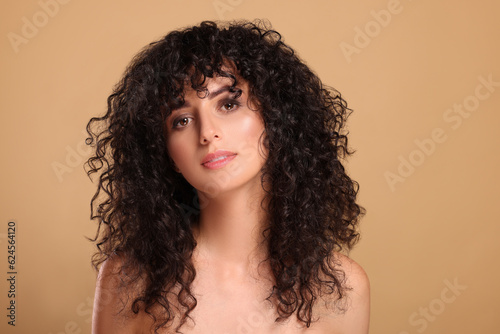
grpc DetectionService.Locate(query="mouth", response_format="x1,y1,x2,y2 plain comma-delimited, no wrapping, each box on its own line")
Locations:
201,150,237,169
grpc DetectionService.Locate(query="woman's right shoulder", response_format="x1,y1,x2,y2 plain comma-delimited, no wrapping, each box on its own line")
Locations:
92,253,148,334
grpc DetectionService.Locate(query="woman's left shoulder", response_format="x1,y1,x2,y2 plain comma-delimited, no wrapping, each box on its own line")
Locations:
334,252,370,298
316,252,370,333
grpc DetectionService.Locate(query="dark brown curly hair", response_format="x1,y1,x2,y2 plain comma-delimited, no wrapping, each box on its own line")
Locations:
85,19,364,333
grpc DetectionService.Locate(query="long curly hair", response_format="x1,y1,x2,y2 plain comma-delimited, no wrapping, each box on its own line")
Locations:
85,19,364,333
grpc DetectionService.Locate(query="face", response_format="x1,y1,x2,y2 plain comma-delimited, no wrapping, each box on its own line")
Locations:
165,75,267,199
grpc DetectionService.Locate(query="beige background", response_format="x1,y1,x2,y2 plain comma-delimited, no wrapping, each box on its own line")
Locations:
1,0,499,333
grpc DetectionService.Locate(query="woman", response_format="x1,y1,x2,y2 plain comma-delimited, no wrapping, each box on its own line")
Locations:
86,20,369,333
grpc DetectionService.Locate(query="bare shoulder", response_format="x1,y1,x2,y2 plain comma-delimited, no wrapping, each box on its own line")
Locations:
316,252,370,334
92,253,147,334
335,252,370,300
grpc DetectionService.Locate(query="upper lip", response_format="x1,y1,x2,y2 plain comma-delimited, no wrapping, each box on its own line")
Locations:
201,150,237,165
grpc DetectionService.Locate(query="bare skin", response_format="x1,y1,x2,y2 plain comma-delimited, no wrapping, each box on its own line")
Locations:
92,75,370,333
92,250,369,333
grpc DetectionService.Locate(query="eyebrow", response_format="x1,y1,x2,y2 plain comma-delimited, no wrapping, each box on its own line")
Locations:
171,85,238,111
207,85,236,100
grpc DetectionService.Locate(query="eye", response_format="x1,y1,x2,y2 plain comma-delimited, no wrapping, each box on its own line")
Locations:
173,116,192,128
220,100,240,112
223,103,236,111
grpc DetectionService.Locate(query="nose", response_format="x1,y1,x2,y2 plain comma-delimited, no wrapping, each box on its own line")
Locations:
199,112,221,144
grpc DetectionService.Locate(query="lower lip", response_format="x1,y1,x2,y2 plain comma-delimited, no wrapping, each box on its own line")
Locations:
202,154,237,170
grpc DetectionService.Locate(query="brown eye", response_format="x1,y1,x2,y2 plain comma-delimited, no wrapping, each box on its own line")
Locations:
224,103,235,110
173,117,191,128
221,100,240,112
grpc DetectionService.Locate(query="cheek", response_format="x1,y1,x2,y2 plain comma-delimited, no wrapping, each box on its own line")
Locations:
166,137,190,168
226,115,267,168
230,113,265,147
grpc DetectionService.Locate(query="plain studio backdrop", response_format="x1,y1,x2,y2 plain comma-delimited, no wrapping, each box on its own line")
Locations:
1,1,499,333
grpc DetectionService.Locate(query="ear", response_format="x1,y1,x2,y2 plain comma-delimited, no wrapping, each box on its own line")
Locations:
172,160,181,173
167,155,181,173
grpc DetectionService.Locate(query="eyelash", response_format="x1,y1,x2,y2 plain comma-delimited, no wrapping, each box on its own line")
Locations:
171,97,241,129
219,98,240,112
172,116,192,128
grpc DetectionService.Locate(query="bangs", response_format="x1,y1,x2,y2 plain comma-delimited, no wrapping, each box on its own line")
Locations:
163,59,242,116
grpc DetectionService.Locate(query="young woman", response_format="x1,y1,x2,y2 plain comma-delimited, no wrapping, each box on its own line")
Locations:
86,20,369,334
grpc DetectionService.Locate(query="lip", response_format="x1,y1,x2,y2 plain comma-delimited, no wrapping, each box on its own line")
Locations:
201,150,237,169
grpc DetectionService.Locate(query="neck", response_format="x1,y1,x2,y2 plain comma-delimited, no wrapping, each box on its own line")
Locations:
193,183,270,270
